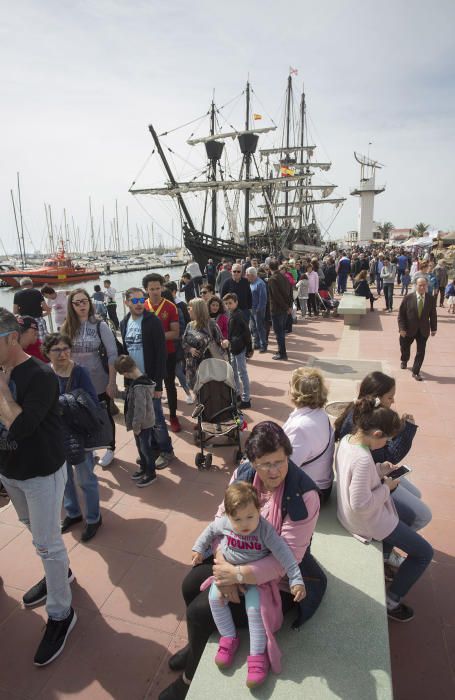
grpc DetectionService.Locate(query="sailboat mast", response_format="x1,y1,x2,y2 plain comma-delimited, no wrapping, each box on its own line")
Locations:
147,123,196,233
10,190,25,266
16,173,27,263
284,76,292,219
244,81,251,248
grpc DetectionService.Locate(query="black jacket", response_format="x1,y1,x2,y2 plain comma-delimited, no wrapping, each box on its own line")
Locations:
228,308,252,356
59,389,101,465
120,310,167,391
220,277,252,310
268,271,291,314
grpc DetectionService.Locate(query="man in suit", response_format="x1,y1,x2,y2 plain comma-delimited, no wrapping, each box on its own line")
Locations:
398,276,437,381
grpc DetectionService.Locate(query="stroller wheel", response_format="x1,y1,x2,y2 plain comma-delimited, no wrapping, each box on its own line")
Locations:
204,453,213,469
195,452,205,469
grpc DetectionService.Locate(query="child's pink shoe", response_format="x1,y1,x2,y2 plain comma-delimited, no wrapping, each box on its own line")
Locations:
246,653,270,688
214,636,240,668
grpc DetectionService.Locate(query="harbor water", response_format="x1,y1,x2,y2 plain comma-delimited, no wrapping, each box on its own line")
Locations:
0,264,187,324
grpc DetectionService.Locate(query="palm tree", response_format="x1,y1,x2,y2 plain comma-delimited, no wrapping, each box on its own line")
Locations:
413,222,429,236
377,221,394,240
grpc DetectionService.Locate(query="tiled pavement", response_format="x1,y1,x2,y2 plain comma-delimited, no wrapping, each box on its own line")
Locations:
0,288,454,699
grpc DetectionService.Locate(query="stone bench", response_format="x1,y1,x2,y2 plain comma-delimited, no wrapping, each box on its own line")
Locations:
187,490,393,699
337,293,368,326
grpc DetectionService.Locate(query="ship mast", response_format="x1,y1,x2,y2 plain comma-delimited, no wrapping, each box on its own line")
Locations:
298,85,305,231
147,123,197,234
210,99,217,240
284,76,292,220
244,81,251,247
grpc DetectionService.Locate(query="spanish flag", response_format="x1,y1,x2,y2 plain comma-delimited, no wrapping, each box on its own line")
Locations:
253,113,262,120
280,165,295,177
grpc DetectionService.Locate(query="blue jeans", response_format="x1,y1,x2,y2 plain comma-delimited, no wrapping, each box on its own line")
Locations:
64,452,100,524
337,273,348,293
376,274,383,295
383,283,394,310
271,312,287,357
175,359,190,394
1,465,72,620
250,308,267,350
231,349,250,401
153,397,173,454
391,478,432,531
241,309,251,324
135,427,160,477
383,521,433,602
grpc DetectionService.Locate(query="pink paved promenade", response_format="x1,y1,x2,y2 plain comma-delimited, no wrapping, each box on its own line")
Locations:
0,291,454,699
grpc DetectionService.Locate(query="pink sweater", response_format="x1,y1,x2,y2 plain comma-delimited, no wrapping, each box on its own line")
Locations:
307,271,320,294
335,436,398,541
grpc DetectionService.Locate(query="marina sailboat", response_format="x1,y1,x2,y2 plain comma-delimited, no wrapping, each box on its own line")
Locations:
130,73,345,268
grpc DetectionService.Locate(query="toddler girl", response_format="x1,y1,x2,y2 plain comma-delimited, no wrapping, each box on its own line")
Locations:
192,482,305,688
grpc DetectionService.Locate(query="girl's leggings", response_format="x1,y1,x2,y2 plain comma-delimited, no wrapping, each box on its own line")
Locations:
209,581,266,655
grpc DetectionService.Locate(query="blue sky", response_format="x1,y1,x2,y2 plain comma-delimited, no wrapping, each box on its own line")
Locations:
1,0,454,253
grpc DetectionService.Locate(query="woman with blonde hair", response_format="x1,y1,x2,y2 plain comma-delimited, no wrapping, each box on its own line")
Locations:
61,288,118,468
283,367,335,503
182,298,224,389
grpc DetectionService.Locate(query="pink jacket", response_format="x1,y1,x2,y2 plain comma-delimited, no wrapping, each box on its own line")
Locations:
215,313,229,339
335,436,398,541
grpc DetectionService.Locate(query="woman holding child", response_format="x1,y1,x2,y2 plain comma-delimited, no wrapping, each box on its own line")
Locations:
159,421,326,700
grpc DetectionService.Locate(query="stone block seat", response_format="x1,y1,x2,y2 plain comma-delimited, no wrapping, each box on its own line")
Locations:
187,490,393,699
337,293,368,326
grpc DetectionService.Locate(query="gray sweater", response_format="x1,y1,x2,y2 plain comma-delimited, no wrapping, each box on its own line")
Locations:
71,319,118,394
125,376,156,434
193,514,304,588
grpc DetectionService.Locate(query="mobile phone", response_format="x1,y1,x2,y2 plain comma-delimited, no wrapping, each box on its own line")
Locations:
388,464,412,480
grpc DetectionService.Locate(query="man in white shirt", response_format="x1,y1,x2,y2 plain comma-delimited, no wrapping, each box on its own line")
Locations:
103,279,119,330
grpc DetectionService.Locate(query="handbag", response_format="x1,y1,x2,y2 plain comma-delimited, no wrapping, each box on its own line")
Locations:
96,320,123,374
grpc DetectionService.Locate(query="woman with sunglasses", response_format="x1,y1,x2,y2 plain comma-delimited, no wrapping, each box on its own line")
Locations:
160,421,326,700
43,333,102,542
61,288,118,468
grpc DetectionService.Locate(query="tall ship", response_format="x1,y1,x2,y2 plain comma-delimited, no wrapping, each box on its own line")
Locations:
130,73,345,268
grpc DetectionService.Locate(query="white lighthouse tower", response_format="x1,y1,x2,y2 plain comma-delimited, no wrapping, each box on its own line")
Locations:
350,152,385,243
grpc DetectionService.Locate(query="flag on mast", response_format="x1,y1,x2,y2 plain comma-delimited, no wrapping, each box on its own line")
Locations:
289,66,298,76
253,113,262,120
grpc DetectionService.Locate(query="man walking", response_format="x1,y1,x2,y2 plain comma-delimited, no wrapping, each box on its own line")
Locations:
434,259,448,307
221,263,252,322
120,288,173,467
398,277,437,381
246,266,267,353
103,280,120,331
0,309,76,665
267,260,291,360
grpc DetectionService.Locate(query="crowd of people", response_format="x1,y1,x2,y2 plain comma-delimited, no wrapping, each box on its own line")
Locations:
0,242,449,696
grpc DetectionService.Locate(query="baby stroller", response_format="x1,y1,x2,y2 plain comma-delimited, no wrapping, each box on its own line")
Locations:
191,358,243,469
317,282,339,317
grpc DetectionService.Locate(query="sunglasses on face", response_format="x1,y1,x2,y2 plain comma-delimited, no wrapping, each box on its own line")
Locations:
72,299,89,307
233,270,242,274
130,297,146,304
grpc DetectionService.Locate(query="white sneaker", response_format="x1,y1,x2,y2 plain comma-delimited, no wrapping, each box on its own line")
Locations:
98,449,114,468
385,551,406,569
162,397,168,404
185,394,195,404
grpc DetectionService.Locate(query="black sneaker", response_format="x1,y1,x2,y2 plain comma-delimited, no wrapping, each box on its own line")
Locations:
34,607,77,666
136,474,157,488
61,514,83,533
23,568,75,608
387,602,414,622
131,469,145,480
240,400,251,409
159,675,190,700
81,516,102,543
